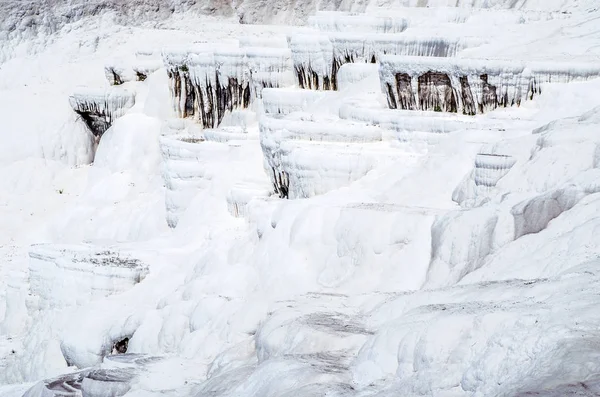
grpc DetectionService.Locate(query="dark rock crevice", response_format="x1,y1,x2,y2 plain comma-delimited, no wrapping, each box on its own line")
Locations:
272,168,289,199
69,90,134,142
112,337,129,355
380,59,600,115
183,71,196,118
479,74,499,113
166,63,254,129
215,76,251,125
106,67,124,85
395,73,417,110
331,52,356,91
460,76,476,115
386,83,397,109
295,64,330,90
418,72,458,113
74,109,112,140
135,71,147,81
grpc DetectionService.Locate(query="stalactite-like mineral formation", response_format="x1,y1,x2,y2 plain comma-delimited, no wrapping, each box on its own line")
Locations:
68,88,135,139
163,46,293,129
380,56,600,114
289,33,482,91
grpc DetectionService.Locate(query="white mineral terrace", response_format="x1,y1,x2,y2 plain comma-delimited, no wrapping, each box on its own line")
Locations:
160,132,266,226
28,244,147,309
308,13,409,33
288,32,483,90
380,56,600,114
68,87,136,138
261,87,335,115
226,182,272,218
4,2,600,397
162,46,294,128
160,135,226,227
259,112,418,198
339,99,505,134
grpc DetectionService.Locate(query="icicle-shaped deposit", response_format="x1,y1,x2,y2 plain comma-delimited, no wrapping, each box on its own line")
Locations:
213,48,251,126
69,87,135,139
379,56,600,114
289,33,482,90
245,47,294,99
288,34,334,90
104,48,163,85
163,46,217,124
163,45,293,128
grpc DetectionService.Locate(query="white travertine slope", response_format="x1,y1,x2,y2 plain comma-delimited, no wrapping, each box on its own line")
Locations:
3,1,600,397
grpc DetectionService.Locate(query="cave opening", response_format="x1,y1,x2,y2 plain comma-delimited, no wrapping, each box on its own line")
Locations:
111,337,129,355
